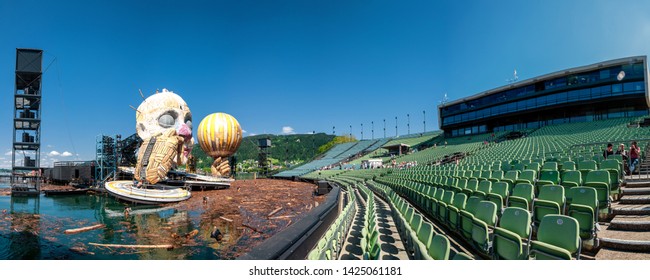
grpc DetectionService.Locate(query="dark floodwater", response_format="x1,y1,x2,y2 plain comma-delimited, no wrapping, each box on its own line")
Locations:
0,184,238,260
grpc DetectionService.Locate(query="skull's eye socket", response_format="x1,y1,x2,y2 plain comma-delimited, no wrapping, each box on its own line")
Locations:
158,113,175,128
185,120,192,129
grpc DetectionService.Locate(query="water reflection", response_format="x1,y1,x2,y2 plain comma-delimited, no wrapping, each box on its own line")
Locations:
0,191,237,260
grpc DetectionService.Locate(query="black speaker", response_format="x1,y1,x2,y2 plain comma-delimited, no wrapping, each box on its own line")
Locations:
316,180,331,195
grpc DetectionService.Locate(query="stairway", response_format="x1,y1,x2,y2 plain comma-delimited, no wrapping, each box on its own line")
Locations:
597,177,650,257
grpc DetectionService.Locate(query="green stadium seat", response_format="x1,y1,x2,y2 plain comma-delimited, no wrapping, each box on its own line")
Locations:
488,182,510,215
567,187,599,240
508,183,535,211
516,170,536,185
561,170,582,188
447,193,468,230
425,234,450,260
472,201,498,253
584,170,611,210
513,163,526,171
479,170,491,181
542,162,558,171
308,248,321,260
533,185,566,226
463,179,479,197
474,180,492,200
489,170,504,183
408,213,424,252
593,154,605,164
460,196,481,239
530,215,581,260
415,222,434,260
452,252,475,260
363,242,381,260
527,162,541,172
578,160,598,181
493,207,532,260
562,161,576,173
502,170,519,187
536,170,560,189
600,159,622,191
609,154,623,163
438,190,455,222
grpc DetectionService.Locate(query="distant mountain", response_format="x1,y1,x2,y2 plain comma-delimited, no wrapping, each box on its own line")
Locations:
191,133,336,170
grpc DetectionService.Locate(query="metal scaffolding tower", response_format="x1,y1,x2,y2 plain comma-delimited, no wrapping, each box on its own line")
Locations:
11,49,43,195
95,135,119,186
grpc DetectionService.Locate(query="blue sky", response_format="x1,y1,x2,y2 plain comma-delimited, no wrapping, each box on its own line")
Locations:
0,0,649,167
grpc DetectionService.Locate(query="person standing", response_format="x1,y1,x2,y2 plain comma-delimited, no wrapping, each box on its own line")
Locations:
616,143,629,174
629,141,641,174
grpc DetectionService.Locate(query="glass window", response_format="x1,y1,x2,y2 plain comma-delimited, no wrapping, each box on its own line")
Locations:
568,89,580,101
537,95,547,107
601,85,611,95
624,82,637,92
517,100,526,111
465,128,472,135
472,126,478,134
452,129,458,137
600,69,610,80
468,111,476,120
591,86,602,98
612,83,623,94
557,91,567,103
635,81,645,91
507,102,516,112
479,125,487,133
633,63,644,75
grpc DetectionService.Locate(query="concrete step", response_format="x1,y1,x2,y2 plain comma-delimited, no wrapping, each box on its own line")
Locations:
624,181,650,188
622,187,650,195
599,225,650,252
596,248,650,260
600,238,650,252
619,195,650,205
612,204,650,215
609,215,650,231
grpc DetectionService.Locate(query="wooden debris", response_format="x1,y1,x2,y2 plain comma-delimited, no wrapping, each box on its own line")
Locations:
269,215,295,220
219,216,233,222
64,224,105,235
185,229,199,238
267,207,283,218
242,223,263,234
89,243,173,249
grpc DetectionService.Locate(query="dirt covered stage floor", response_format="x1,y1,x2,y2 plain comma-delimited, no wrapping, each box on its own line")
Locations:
173,179,327,258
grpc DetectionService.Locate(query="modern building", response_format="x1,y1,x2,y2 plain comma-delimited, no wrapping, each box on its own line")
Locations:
438,56,649,137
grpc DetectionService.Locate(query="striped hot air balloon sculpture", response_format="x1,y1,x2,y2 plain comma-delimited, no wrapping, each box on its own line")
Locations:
197,113,243,177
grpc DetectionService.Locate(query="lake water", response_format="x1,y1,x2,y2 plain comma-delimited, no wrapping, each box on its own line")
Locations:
0,184,238,260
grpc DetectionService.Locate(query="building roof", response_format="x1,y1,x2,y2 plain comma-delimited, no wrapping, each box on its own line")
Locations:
439,55,647,108
382,143,411,149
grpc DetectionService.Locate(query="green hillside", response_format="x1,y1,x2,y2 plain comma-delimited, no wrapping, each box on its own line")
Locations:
191,133,336,170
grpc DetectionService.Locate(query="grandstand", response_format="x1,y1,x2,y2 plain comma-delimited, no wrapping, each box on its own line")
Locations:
265,56,650,260
274,139,385,178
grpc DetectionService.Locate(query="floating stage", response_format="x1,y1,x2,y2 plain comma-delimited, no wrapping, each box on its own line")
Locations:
105,180,192,205
118,168,233,191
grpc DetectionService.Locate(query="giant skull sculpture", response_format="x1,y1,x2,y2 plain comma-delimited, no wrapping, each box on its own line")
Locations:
134,89,194,184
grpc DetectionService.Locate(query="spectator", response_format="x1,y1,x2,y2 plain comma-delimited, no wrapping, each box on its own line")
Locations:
630,141,641,174
616,143,630,174
603,143,614,159
616,144,628,160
